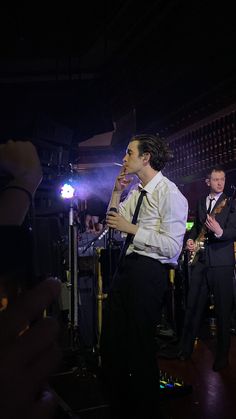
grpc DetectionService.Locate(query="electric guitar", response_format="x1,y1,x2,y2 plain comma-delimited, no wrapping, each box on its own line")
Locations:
188,197,228,266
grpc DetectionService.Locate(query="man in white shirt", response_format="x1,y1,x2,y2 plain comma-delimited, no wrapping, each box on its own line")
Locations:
100,133,188,419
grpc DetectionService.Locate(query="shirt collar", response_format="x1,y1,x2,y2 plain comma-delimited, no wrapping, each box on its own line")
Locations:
208,192,223,201
138,171,163,195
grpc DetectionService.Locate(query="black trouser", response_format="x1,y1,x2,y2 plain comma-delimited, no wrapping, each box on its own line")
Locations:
181,262,234,358
100,252,168,417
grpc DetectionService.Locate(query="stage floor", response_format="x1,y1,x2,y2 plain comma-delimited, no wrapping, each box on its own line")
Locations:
50,332,236,419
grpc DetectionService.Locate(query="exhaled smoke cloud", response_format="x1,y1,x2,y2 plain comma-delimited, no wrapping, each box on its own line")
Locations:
76,165,138,205
77,166,120,204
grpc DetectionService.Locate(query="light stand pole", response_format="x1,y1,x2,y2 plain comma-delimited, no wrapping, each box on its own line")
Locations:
68,198,80,348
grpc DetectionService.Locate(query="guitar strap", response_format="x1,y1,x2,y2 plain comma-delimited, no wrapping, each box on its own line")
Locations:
211,196,228,217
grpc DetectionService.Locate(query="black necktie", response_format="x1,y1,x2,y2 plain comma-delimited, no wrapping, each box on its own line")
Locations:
207,198,215,214
131,189,147,225
117,189,147,267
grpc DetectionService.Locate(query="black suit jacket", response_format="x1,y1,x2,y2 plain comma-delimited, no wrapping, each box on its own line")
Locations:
189,193,236,267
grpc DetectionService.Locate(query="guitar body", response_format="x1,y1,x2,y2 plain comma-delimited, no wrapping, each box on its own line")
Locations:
188,228,207,266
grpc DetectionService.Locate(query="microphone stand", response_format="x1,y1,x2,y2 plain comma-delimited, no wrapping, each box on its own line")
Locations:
81,227,108,255
107,231,115,289
107,208,117,288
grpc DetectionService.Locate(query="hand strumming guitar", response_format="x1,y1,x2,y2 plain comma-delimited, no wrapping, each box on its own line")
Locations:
205,214,223,237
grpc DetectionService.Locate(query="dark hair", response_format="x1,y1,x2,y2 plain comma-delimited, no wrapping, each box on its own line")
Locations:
130,133,173,171
206,166,226,179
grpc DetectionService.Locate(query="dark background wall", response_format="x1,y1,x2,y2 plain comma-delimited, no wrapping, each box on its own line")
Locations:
0,0,235,217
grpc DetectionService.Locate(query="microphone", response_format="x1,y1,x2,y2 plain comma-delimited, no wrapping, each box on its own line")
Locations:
108,207,117,242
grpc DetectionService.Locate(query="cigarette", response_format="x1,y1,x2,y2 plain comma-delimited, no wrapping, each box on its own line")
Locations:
114,162,123,166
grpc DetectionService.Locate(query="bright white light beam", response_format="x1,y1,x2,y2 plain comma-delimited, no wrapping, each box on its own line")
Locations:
60,183,75,199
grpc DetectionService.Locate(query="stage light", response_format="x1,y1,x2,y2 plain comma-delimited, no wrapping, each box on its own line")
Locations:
60,183,76,199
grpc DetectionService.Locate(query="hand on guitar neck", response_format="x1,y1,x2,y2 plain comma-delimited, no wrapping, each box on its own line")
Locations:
186,239,200,265
186,239,196,253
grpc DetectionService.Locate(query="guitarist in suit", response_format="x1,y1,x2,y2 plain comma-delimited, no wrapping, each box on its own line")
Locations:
179,166,236,371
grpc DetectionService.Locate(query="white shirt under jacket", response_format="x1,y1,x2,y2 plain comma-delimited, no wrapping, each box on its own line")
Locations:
119,171,188,266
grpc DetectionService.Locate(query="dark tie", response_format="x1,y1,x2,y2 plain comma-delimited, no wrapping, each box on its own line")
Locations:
117,189,147,268
131,189,147,224
207,198,215,214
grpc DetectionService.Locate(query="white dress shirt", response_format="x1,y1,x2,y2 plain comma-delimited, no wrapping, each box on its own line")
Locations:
119,171,188,266
206,192,223,212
